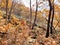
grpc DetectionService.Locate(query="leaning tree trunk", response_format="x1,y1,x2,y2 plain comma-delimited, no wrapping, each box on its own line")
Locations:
45,0,52,38
32,0,38,29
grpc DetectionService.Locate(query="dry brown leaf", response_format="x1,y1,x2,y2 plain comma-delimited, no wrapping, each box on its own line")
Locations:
51,41,57,45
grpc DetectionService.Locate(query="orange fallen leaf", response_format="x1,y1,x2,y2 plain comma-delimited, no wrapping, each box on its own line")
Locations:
51,41,57,45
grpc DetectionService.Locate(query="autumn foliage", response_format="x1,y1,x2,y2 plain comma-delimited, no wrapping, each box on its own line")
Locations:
0,0,60,45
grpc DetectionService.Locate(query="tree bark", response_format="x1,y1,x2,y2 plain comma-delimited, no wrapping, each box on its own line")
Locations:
8,1,14,22
32,0,38,29
46,0,52,38
50,0,54,34
8,0,16,22
30,0,32,27
6,0,8,19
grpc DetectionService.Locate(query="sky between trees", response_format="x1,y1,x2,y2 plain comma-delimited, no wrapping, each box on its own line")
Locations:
17,0,60,11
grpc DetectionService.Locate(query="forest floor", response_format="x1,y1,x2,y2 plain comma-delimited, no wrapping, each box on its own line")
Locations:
0,11,60,45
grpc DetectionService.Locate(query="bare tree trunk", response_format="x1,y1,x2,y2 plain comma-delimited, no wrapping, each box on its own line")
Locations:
50,0,54,34
45,0,52,38
32,0,38,29
30,0,32,27
8,1,14,22
8,0,16,23
6,0,8,20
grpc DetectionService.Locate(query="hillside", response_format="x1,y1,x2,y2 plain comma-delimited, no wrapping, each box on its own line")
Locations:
0,0,60,45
